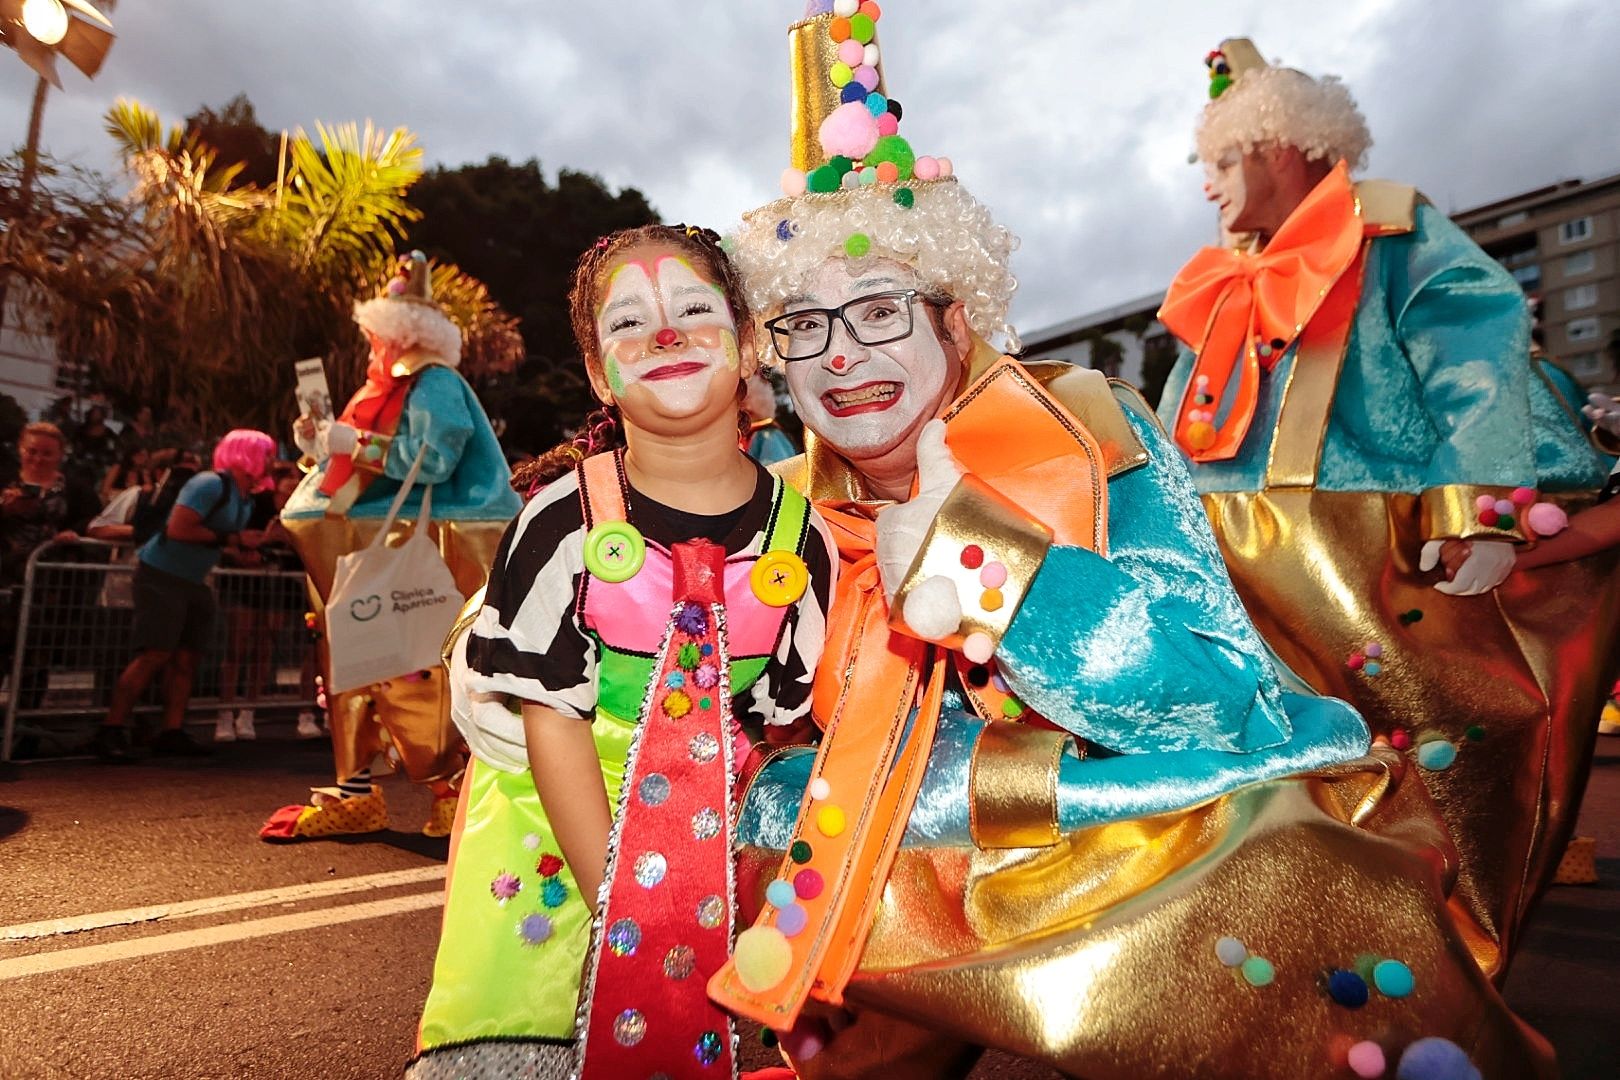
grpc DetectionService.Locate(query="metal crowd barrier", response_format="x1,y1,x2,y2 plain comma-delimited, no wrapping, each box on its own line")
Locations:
2,538,319,761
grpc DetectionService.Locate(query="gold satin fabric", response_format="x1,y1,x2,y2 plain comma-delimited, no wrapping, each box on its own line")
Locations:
1204,487,1620,976
283,515,506,784
741,752,1556,1079
788,15,885,173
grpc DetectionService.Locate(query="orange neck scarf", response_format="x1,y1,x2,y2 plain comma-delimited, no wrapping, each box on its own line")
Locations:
319,346,414,498
1158,161,1365,462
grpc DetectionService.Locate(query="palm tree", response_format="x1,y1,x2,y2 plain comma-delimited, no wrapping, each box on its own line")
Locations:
13,99,521,437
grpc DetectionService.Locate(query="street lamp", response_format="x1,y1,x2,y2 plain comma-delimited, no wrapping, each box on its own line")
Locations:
20,0,68,46
1,0,115,202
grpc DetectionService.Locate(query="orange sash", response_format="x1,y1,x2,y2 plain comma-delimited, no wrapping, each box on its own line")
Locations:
1158,161,1365,462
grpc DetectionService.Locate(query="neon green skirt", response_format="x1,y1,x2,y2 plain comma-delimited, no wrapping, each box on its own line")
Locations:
418,710,634,1051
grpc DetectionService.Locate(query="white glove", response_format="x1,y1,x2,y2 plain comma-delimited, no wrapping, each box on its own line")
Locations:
875,420,962,608
1420,538,1516,596
326,422,358,456
292,415,331,459
1582,392,1620,436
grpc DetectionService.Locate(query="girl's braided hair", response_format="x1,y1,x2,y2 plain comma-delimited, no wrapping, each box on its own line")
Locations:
510,224,755,496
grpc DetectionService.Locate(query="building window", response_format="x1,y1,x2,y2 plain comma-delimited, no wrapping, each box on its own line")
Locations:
1565,351,1604,378
1566,283,1600,311
1497,211,1528,228
1564,250,1596,277
1510,264,1542,290
1559,217,1593,244
1567,316,1601,343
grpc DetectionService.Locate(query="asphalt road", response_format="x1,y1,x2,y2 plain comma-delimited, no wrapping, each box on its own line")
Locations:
0,723,1615,1080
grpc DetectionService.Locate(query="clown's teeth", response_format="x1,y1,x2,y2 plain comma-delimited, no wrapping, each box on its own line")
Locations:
827,383,899,408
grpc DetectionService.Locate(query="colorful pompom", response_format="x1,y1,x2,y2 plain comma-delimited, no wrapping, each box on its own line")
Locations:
836,38,865,66
863,42,880,66
1395,1037,1481,1080
664,690,692,719
537,853,564,878
937,156,953,176
781,169,808,197
864,92,888,118
876,112,899,137
1186,420,1217,451
874,161,899,183
734,926,794,992
829,19,851,44
819,101,881,160
1527,501,1569,536
829,61,854,86
849,12,876,42
893,186,915,208
832,0,858,15
865,135,915,180
913,156,940,180
1510,486,1537,506
853,64,879,91
845,232,872,257
840,82,869,104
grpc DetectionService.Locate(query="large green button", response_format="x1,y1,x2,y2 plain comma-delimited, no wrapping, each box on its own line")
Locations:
584,520,646,583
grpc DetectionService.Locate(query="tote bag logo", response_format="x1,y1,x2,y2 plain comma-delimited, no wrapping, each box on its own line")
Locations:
349,594,383,622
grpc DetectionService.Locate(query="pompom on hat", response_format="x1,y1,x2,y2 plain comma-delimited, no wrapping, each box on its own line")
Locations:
1195,37,1372,172
352,250,464,367
732,2,1019,350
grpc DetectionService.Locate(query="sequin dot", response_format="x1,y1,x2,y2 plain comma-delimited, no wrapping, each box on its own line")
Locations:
689,732,719,764
1214,936,1247,967
519,913,553,946
809,777,831,800
790,840,813,864
521,833,542,851
540,877,568,908
696,894,725,929
664,944,697,980
692,807,721,841
613,1009,646,1047
694,1030,723,1066
490,872,522,902
606,917,640,957
634,852,668,888
639,773,671,807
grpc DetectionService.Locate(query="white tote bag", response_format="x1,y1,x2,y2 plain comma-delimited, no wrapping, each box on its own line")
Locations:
324,448,462,694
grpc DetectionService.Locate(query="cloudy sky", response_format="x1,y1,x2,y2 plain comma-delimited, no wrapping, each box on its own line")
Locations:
4,0,1618,338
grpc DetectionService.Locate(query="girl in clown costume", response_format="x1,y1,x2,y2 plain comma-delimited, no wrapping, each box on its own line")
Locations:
411,225,835,1080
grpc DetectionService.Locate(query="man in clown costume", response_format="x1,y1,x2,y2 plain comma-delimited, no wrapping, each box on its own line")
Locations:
260,252,520,840
702,7,1562,1079
1157,39,1620,979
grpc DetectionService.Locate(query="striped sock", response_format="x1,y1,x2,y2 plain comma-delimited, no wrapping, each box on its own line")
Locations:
337,769,373,798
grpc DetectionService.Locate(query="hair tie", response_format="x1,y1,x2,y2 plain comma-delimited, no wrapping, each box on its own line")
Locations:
594,236,613,251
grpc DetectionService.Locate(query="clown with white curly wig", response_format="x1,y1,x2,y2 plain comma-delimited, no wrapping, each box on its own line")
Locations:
264,250,520,843
1158,38,1620,997
681,10,1616,1080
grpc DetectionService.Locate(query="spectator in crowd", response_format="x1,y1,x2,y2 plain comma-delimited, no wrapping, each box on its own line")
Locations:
70,405,121,494
121,405,158,452
99,445,155,507
216,462,309,743
1,422,99,715
92,429,275,762
1,423,98,588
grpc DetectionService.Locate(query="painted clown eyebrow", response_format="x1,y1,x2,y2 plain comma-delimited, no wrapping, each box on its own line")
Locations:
600,293,648,316
852,277,899,291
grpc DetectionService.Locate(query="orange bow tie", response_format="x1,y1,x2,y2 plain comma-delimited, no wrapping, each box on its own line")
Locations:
1158,161,1365,462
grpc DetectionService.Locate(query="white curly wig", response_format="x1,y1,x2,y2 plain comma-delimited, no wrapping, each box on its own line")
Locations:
1196,66,1372,171
352,297,463,368
731,178,1020,353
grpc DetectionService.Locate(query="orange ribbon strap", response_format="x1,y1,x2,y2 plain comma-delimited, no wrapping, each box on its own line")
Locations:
1158,161,1365,462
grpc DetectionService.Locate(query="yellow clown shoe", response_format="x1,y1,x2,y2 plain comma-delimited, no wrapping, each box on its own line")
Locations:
1554,836,1599,885
422,794,457,838
1599,701,1620,736
259,786,389,841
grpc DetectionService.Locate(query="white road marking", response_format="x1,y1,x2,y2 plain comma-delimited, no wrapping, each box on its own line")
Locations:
0,865,446,942
0,891,444,982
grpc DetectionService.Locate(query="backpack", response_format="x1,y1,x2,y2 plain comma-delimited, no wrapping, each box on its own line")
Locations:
132,468,232,546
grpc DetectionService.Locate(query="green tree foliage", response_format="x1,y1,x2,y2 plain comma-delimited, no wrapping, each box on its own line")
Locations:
2,99,521,439
184,94,282,188
405,157,657,452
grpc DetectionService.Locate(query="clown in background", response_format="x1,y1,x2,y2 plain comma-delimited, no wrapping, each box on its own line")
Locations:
261,251,521,840
1158,39,1620,977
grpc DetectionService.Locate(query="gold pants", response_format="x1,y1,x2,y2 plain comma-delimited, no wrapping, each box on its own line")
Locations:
744,751,1555,1080
1204,488,1620,978
282,514,506,785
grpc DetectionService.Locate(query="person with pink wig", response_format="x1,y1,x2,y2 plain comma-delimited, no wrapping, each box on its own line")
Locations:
92,429,276,761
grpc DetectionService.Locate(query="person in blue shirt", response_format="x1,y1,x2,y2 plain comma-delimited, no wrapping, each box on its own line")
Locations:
92,430,275,761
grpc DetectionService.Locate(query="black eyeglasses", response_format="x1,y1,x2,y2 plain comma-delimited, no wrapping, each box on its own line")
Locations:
765,289,935,362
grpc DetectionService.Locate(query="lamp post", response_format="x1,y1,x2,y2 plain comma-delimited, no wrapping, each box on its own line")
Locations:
3,0,116,203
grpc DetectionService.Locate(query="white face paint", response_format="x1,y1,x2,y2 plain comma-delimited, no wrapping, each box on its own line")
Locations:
1205,148,1248,233
596,252,740,421
780,258,954,470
